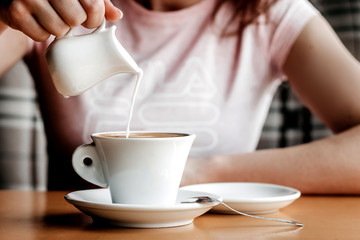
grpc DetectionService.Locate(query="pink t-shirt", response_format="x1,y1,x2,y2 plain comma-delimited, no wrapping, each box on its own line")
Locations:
27,0,318,162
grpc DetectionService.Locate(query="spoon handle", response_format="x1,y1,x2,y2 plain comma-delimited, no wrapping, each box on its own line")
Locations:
218,201,303,227
182,196,303,227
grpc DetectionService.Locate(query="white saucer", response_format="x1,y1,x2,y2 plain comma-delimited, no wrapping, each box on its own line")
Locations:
180,182,301,214
64,188,221,228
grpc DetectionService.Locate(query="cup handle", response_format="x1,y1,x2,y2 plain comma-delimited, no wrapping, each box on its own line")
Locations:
72,143,108,187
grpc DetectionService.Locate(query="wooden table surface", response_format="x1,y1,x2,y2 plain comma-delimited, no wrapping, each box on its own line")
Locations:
1,190,360,240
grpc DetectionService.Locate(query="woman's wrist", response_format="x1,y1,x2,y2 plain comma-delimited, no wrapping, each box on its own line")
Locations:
181,155,228,186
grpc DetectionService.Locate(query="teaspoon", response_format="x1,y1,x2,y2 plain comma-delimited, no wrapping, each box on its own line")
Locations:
182,196,303,227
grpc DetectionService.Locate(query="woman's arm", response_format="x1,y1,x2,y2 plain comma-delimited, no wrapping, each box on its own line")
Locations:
182,15,360,194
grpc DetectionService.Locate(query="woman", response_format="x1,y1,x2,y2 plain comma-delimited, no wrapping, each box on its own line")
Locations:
1,0,360,193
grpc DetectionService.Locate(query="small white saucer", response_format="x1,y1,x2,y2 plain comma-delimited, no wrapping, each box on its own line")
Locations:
180,182,301,214
64,189,221,228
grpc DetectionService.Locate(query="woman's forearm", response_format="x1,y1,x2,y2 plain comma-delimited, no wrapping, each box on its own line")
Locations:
183,124,360,194
0,27,28,76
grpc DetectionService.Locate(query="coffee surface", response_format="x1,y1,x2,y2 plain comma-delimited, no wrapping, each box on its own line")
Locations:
98,132,187,138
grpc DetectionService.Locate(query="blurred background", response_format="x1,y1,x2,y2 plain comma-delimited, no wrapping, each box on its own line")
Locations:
0,0,358,190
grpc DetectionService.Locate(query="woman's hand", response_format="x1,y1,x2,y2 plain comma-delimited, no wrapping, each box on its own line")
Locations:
0,0,123,41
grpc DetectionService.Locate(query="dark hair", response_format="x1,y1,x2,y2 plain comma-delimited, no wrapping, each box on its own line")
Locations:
213,0,279,36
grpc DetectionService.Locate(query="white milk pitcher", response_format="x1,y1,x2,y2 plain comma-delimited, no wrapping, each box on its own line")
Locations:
45,20,142,97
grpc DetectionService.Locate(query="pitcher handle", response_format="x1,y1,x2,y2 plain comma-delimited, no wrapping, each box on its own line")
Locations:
93,19,107,33
60,18,107,39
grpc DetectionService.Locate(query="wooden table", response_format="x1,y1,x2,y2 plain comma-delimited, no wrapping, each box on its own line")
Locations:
1,190,360,240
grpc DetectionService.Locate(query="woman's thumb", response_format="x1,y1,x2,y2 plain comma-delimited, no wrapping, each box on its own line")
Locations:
104,0,123,22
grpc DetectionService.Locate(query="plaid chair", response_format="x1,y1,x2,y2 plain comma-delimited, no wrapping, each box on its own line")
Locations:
0,61,47,190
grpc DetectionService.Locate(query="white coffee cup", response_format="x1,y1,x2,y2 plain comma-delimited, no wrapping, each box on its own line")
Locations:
72,131,196,205
45,20,142,97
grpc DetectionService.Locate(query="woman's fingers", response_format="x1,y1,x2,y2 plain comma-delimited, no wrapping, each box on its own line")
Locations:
4,0,71,40
79,0,105,29
104,0,123,22
1,0,123,41
49,0,87,27
4,0,55,41
9,11,51,42
32,1,71,36
78,0,123,29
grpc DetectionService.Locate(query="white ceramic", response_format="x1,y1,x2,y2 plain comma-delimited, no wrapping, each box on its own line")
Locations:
72,131,196,205
45,20,142,97
64,188,221,228
180,182,301,214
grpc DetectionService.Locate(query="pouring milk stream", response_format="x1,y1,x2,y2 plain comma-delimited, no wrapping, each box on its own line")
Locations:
45,19,143,138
